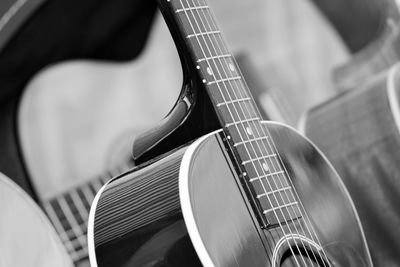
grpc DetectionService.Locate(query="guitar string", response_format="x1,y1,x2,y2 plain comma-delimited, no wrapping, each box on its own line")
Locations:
189,1,322,265
45,174,108,263
191,1,325,265
202,1,333,264
186,1,310,265
178,1,301,266
57,195,87,253
202,3,332,265
203,3,332,265
44,202,76,253
182,0,331,265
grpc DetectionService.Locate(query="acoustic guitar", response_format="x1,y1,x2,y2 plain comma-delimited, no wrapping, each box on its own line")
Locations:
332,0,400,91
302,63,400,267
301,2,400,266
0,3,159,265
0,172,72,267
88,0,373,266
14,13,180,265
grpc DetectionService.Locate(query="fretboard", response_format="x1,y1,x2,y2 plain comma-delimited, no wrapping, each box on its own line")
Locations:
43,159,134,265
164,0,301,228
172,0,265,149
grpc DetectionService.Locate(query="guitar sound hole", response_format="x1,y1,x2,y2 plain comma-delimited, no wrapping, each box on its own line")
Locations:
280,246,329,267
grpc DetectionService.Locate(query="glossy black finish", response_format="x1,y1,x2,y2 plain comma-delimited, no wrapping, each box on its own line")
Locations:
91,144,201,267
132,80,220,166
132,83,195,161
90,123,372,266
132,0,221,166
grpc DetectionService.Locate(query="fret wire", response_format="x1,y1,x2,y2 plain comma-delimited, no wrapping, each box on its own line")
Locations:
185,2,259,133
257,186,292,199
59,223,87,243
65,236,87,254
57,196,87,249
207,76,241,85
180,0,296,230
44,202,75,252
216,97,251,107
249,170,285,182
175,1,330,264
234,136,268,147
46,209,86,258
184,0,285,208
70,190,90,226
197,54,231,62
187,30,220,38
43,163,130,264
263,201,299,215
49,200,73,231
182,0,286,206
64,193,85,225
178,5,313,265
187,0,289,209
81,184,95,208
70,246,88,262
175,5,208,13
225,117,260,127
242,154,277,165
76,187,92,211
186,12,259,137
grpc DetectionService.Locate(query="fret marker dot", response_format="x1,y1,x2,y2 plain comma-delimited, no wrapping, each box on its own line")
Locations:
207,67,213,75
262,163,269,172
202,79,207,83
243,172,247,176
246,127,253,135
196,65,200,70
229,63,235,72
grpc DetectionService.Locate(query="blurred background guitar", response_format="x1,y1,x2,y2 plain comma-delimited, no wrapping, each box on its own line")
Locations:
0,172,72,267
302,1,400,266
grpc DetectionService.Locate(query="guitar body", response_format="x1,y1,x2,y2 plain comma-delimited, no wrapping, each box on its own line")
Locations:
302,64,400,266
88,0,374,265
89,122,372,266
331,0,400,91
0,173,72,267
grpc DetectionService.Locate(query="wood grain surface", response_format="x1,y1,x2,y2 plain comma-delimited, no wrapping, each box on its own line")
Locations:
303,64,400,267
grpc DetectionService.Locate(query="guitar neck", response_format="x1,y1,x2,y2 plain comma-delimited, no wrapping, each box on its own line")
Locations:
160,0,299,228
162,0,265,145
167,0,260,121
